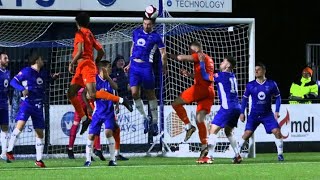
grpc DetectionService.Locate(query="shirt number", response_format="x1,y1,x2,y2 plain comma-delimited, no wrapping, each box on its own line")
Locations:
229,77,238,93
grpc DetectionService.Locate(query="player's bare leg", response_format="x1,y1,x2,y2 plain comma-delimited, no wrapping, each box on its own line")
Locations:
87,82,132,112
132,86,150,134
225,126,242,164
0,125,10,162
196,111,212,164
34,129,45,168
238,130,253,154
145,89,159,136
172,97,196,142
272,128,284,161
7,120,26,161
105,129,116,166
68,84,87,120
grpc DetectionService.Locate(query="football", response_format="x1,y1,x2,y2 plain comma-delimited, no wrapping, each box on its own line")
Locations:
145,5,159,19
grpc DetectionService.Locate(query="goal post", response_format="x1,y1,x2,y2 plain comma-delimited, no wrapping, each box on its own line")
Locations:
0,16,255,159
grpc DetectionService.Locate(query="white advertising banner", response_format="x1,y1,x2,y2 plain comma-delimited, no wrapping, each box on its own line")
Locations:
255,104,320,142
165,0,232,12
0,0,158,11
49,105,147,145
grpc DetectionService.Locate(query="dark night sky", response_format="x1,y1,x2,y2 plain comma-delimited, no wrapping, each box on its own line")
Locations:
1,0,320,99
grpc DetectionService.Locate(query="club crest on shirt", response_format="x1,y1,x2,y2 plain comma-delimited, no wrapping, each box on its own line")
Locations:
3,79,8,88
36,77,43,85
258,91,266,100
137,38,146,46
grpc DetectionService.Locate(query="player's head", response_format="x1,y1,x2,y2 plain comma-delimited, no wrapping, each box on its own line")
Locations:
75,12,90,28
255,62,266,78
142,16,156,33
99,59,112,74
189,40,202,54
302,66,313,78
220,55,236,71
0,51,9,68
29,53,44,68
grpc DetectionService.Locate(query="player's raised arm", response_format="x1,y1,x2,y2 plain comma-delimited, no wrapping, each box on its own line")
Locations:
199,53,214,82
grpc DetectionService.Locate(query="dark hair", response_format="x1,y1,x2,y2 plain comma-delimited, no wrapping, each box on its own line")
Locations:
29,52,41,65
75,12,90,28
0,51,7,58
143,15,156,24
99,60,111,67
225,55,236,69
256,62,266,70
189,40,202,49
112,55,125,69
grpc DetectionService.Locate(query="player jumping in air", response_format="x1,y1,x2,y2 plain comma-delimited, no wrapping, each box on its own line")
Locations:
68,12,133,126
0,52,10,163
84,60,120,166
124,15,167,136
200,55,242,164
8,53,60,168
170,41,215,163
239,62,284,161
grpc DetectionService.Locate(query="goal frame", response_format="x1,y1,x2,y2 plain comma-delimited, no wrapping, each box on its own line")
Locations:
0,16,255,158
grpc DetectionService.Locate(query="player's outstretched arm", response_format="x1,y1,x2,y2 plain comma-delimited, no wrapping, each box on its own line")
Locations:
160,48,167,73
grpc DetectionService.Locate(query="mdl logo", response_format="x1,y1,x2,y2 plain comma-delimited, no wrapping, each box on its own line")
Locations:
97,0,116,7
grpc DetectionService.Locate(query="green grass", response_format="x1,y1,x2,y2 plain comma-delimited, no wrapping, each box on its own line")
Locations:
1,153,320,179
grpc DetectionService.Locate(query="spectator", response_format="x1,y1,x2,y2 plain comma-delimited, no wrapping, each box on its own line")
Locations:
289,66,318,104
111,55,130,98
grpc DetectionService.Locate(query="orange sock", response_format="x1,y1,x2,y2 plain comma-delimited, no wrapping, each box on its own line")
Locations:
197,122,208,144
93,135,101,150
96,90,120,102
114,127,120,150
172,104,190,124
70,96,85,118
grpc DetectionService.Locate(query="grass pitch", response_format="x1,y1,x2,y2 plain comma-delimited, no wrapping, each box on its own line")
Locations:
0,153,320,179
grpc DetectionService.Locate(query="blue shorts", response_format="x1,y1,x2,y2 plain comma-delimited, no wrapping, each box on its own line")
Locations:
0,108,9,126
15,101,45,129
89,111,115,135
129,63,155,90
212,108,240,128
246,112,280,134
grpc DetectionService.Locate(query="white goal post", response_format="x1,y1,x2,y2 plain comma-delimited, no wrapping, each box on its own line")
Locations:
0,16,255,159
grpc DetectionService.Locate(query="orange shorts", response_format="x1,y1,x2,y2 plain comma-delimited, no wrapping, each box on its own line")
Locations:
71,59,97,87
180,84,215,114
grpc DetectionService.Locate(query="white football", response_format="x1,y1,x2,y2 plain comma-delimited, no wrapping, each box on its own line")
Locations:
145,5,159,19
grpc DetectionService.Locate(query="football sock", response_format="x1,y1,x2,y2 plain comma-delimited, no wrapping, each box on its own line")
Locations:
149,99,158,124
93,135,101,150
134,99,147,118
1,131,9,156
208,134,217,157
197,121,207,145
8,128,21,152
107,136,116,161
70,96,85,118
86,139,93,162
68,124,79,150
114,127,120,151
275,138,283,155
35,137,44,161
96,90,120,103
227,135,240,156
172,104,190,125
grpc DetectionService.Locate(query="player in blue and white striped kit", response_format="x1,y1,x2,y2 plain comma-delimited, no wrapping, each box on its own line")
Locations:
0,52,10,162
124,15,167,136
8,53,59,167
239,62,284,161
200,55,242,164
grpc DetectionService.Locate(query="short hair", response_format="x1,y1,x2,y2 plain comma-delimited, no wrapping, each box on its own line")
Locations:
0,51,7,58
256,62,266,70
225,55,236,69
143,15,156,24
29,52,41,65
189,40,202,49
99,59,111,67
75,12,90,28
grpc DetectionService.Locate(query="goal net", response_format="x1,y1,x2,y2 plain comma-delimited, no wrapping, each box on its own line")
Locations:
1,16,255,159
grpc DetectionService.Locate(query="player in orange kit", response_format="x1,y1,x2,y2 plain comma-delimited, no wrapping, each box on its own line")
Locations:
67,12,132,125
170,41,215,164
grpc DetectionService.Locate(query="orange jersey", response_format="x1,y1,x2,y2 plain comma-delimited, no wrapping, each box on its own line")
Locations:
72,27,103,60
192,53,214,87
